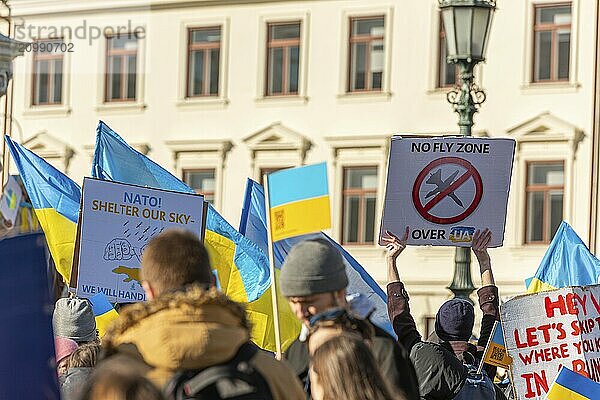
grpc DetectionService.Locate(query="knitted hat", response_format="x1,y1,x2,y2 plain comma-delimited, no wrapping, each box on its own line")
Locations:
54,337,78,364
435,298,475,342
280,239,348,297
53,298,97,343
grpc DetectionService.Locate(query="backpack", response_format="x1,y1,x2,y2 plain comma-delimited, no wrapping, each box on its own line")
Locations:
452,353,496,400
164,342,274,400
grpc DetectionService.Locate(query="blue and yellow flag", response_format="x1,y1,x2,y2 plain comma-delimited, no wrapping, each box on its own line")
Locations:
89,292,119,337
527,221,600,293
267,163,331,241
4,136,80,282
481,321,512,369
547,367,600,400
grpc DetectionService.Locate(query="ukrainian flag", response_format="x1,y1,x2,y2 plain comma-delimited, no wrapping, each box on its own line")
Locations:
89,292,119,337
481,321,512,369
91,121,270,303
267,163,331,241
4,136,80,282
527,221,600,293
547,367,600,399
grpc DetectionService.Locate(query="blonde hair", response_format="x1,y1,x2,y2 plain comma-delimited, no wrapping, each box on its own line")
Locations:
65,342,101,369
311,335,406,400
80,366,165,400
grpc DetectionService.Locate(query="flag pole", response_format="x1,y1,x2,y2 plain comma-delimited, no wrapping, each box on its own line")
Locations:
264,174,283,359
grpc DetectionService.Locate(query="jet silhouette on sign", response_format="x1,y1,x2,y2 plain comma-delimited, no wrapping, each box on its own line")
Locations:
425,169,464,208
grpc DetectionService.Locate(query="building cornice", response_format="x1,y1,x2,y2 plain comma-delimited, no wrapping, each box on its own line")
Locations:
11,0,321,18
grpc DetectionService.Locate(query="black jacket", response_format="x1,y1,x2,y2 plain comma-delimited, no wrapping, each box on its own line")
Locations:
387,282,504,400
285,320,420,400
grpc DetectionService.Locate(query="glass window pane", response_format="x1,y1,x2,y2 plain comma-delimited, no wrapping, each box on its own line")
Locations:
270,23,300,40
288,46,299,93
268,47,284,94
528,164,564,185
36,60,49,104
209,48,220,95
527,191,544,242
53,59,62,103
126,55,136,99
345,167,378,189
109,36,137,50
538,6,571,24
371,40,384,89
190,51,204,96
351,43,367,90
344,196,360,243
549,192,563,240
184,170,216,194
365,196,376,243
557,31,570,80
109,56,122,99
535,31,552,81
352,17,384,36
191,28,221,43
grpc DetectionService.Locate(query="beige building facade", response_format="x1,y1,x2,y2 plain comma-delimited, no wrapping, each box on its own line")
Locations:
4,0,599,335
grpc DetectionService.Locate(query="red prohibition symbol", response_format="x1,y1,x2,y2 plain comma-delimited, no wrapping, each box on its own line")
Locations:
412,157,483,225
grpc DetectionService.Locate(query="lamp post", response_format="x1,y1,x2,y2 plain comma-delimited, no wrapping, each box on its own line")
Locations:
439,0,496,300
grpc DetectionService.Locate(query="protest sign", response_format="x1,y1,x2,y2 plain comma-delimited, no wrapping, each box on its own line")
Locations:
76,178,205,302
501,285,600,399
0,175,23,227
380,136,515,247
0,233,60,399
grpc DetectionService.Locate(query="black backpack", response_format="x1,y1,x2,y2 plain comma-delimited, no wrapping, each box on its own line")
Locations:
164,343,274,400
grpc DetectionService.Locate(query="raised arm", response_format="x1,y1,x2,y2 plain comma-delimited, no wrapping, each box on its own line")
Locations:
472,228,495,287
382,228,422,351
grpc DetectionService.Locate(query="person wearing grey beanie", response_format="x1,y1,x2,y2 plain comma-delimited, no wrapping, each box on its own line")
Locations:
53,297,98,344
281,238,420,400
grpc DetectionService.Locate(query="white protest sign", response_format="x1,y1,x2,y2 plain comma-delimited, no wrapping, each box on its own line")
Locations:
76,178,205,303
501,285,600,399
380,136,515,247
0,175,23,227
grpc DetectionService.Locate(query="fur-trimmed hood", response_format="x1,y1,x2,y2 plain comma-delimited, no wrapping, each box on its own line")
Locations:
103,285,251,372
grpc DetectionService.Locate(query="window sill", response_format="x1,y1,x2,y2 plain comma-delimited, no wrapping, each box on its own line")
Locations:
254,95,309,106
95,102,147,114
176,97,229,109
337,91,392,103
426,87,453,96
22,105,71,118
520,81,581,94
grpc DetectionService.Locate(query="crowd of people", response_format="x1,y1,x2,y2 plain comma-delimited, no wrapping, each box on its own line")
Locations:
49,227,512,400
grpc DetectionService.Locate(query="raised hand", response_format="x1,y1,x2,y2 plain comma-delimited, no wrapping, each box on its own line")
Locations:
382,227,409,262
471,228,491,263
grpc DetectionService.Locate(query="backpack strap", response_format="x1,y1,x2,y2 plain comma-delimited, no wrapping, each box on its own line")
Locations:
182,342,272,399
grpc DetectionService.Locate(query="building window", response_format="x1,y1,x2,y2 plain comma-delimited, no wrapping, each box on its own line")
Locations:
348,16,385,92
187,27,221,97
105,34,138,102
342,167,378,244
266,22,301,96
183,169,216,204
525,162,564,243
32,39,64,105
438,16,459,88
533,3,571,82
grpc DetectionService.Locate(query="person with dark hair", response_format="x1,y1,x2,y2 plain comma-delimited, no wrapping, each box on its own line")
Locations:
310,335,407,400
281,238,419,400
383,227,505,400
79,364,166,400
100,228,305,400
60,343,101,400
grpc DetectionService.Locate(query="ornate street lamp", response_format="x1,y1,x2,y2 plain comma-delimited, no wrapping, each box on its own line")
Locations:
439,0,496,300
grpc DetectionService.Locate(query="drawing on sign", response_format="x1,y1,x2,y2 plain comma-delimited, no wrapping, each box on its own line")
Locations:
412,157,483,225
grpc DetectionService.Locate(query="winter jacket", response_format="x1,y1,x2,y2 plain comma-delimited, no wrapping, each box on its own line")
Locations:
387,282,501,400
285,319,421,400
60,367,94,400
101,284,305,400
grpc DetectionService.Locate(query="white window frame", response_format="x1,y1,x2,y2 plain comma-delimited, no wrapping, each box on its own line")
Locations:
337,6,393,102
255,11,310,104
521,0,580,92
95,24,147,113
166,139,233,212
176,17,230,108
